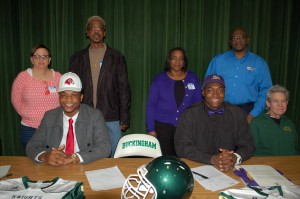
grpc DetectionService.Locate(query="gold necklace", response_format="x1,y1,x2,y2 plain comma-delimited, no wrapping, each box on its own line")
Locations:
168,71,186,80
93,53,102,68
89,46,102,68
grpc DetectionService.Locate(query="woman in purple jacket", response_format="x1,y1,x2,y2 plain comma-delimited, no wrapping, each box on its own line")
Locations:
146,47,202,156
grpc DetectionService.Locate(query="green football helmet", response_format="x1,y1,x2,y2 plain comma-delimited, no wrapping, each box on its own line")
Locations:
122,156,194,199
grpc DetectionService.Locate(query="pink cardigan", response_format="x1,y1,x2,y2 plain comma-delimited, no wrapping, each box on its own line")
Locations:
11,68,61,128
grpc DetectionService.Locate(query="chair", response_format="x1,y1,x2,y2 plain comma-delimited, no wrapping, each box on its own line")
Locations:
114,134,162,158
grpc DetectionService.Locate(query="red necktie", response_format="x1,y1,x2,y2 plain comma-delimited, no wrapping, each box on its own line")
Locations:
66,118,74,155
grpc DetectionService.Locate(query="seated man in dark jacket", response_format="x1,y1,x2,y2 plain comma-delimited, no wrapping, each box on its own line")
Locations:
174,74,255,171
26,72,111,166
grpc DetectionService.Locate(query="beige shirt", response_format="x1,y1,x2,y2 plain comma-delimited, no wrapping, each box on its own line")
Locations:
89,44,107,107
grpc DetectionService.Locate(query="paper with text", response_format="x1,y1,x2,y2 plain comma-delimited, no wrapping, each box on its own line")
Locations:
241,165,294,186
85,166,126,191
192,165,239,192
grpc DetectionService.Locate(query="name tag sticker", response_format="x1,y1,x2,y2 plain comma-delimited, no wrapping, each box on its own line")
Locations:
187,83,195,90
48,86,57,93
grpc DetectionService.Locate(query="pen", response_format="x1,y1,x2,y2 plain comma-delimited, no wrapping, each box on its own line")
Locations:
192,171,209,179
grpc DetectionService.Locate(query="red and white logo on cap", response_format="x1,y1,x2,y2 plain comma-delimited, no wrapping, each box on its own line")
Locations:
65,78,75,85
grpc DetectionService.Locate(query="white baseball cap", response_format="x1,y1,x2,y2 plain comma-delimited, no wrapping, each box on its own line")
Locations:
58,72,82,92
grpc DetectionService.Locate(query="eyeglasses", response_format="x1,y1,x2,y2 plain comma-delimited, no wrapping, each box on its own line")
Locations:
88,26,105,32
231,35,247,41
32,55,50,60
170,57,184,62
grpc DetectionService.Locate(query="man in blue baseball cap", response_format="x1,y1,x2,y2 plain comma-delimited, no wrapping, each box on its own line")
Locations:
174,74,255,172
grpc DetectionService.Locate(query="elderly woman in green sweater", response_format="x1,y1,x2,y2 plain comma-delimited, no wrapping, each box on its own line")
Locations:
250,85,300,156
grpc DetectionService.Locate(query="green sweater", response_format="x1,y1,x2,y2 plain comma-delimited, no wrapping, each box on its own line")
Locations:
250,113,300,156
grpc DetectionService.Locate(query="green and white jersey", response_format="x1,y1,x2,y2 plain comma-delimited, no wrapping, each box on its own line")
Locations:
219,185,300,199
0,176,84,199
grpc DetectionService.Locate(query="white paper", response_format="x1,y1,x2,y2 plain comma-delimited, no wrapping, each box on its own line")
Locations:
192,165,239,191
241,165,294,186
85,166,126,191
0,165,11,178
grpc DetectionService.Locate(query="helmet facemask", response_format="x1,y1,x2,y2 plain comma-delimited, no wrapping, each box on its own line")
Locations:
122,165,157,199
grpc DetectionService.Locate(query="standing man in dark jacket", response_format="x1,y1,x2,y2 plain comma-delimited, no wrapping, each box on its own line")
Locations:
69,16,131,157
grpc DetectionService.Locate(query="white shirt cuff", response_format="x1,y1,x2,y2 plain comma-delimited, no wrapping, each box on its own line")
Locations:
35,151,47,162
76,153,84,163
233,153,242,165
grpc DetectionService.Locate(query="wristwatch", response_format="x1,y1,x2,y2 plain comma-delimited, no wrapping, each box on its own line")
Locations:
233,153,242,165
71,153,77,164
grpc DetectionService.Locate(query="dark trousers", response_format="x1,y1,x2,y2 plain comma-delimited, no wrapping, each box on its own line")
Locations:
155,121,177,156
20,124,36,148
237,102,254,114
